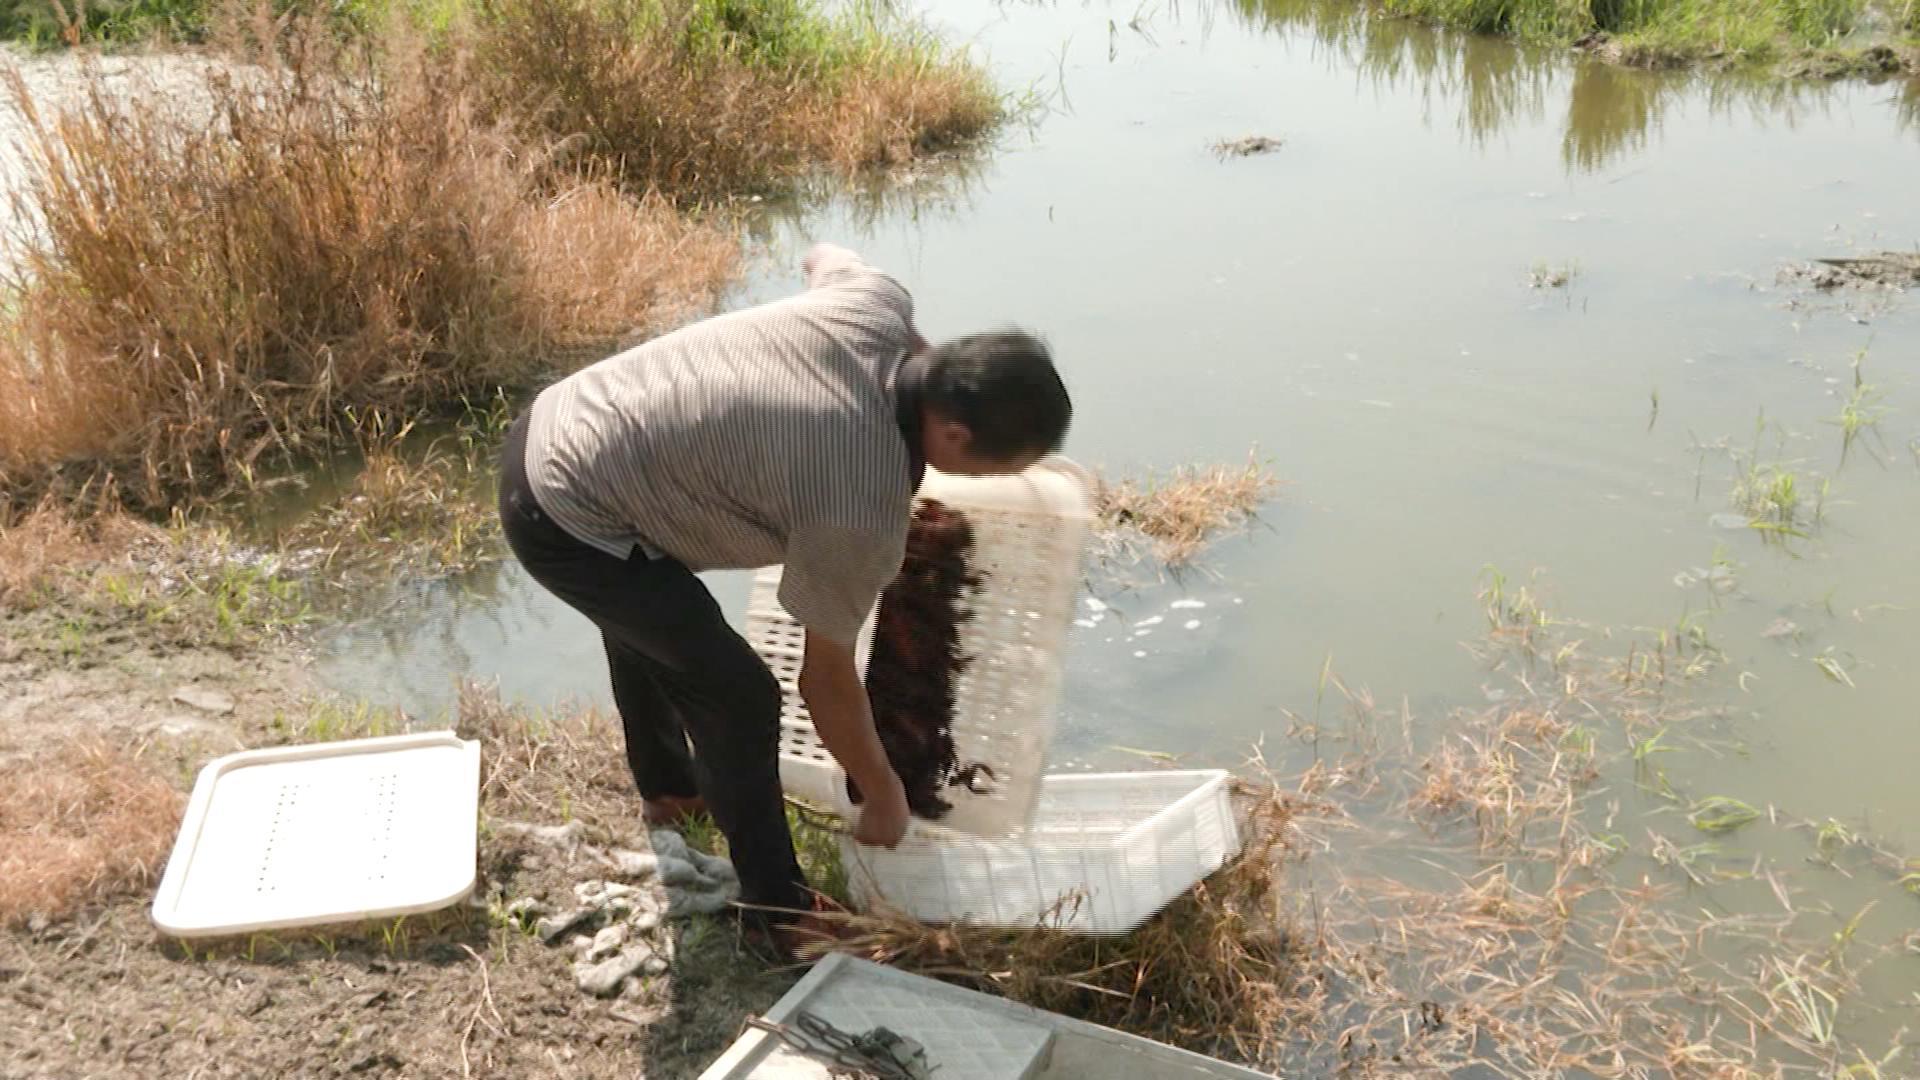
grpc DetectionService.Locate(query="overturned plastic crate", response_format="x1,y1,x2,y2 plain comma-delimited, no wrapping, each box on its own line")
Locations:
745,457,1094,839
838,770,1242,936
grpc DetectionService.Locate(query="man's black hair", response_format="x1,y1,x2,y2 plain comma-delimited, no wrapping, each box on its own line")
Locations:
920,330,1071,461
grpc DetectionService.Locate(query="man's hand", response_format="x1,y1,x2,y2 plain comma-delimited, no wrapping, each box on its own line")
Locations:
797,630,910,848
853,776,911,849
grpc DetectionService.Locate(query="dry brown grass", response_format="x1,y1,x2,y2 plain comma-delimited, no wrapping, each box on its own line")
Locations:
456,683,639,832
0,501,159,610
809,49,1004,174
0,738,183,927
0,0,998,511
811,782,1311,1063
470,0,1001,202
0,7,737,509
1094,454,1282,569
473,0,809,201
0,497,309,653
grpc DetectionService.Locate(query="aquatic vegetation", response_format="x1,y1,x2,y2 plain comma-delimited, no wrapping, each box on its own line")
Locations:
281,408,505,580
1828,350,1888,466
1726,414,1823,548
1527,259,1580,288
807,606,1911,1074
1094,455,1281,570
1732,462,1809,540
1688,794,1762,832
1812,649,1856,687
1211,134,1285,157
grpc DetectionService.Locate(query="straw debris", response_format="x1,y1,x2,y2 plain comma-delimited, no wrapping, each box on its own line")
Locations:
1094,454,1280,569
0,738,183,927
813,781,1310,1064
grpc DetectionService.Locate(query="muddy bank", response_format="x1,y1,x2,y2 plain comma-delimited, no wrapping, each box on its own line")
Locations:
1,871,789,1079
0,525,795,1079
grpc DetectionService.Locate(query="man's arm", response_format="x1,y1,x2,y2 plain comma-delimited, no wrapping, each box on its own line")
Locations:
780,522,912,848
797,633,910,848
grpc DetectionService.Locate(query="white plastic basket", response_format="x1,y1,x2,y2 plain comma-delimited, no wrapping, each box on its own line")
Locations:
838,770,1242,936
150,731,481,938
746,456,1095,839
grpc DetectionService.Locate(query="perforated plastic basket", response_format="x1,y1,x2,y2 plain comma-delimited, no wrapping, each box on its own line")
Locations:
745,456,1094,839
150,732,481,937
839,770,1241,936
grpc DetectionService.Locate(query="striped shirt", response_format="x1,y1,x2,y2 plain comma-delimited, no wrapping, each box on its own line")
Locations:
524,244,919,646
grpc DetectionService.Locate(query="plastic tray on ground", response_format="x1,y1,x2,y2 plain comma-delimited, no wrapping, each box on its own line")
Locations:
746,456,1095,839
839,769,1242,936
150,731,481,938
699,953,1274,1080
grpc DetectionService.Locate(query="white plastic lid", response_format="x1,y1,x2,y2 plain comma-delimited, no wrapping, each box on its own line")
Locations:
150,731,481,937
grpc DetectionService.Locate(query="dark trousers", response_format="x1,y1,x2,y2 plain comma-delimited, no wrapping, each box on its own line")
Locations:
497,413,807,914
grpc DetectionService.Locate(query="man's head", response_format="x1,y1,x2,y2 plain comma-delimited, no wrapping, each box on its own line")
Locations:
916,330,1072,477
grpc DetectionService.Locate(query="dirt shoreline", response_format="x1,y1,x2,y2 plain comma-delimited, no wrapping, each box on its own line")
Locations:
0,592,801,1079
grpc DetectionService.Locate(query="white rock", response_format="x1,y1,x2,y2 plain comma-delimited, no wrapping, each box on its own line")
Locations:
1134,615,1164,628
575,943,655,997
608,849,660,879
574,880,638,905
170,685,235,715
494,820,587,848
586,923,629,963
1170,599,1206,610
537,907,597,944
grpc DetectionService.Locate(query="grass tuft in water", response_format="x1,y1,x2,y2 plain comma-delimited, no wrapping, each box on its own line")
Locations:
1527,259,1580,288
1094,453,1282,571
1687,794,1762,832
1827,348,1887,466
1812,649,1856,687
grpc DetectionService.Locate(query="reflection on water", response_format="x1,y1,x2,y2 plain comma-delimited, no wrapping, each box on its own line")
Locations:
1230,0,1917,172
1561,59,1666,172
743,149,996,247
